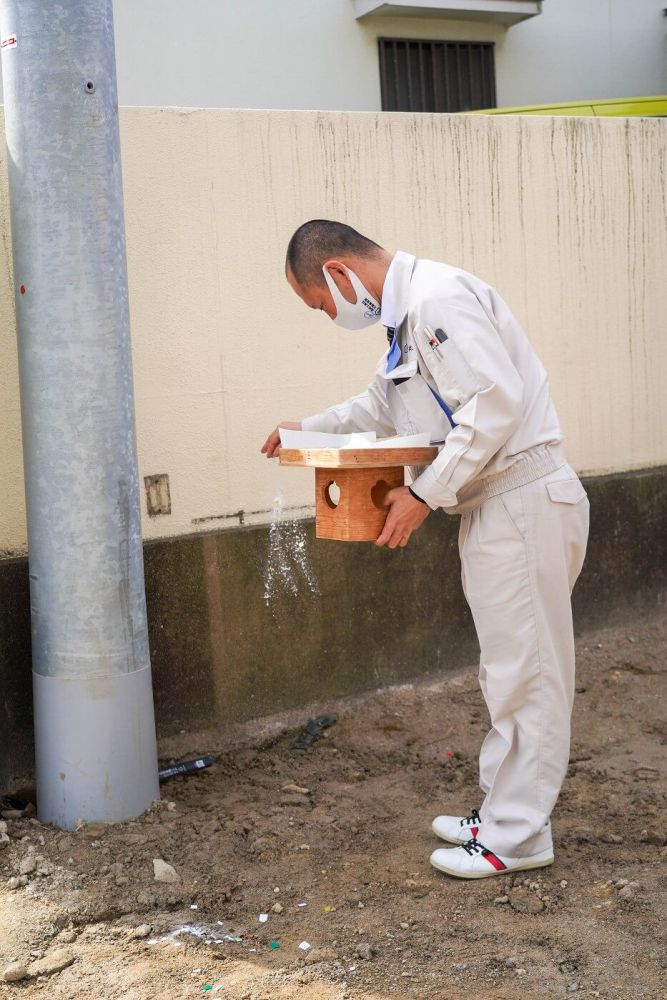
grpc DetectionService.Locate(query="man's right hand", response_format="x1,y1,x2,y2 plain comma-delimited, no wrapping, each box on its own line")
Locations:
260,421,302,458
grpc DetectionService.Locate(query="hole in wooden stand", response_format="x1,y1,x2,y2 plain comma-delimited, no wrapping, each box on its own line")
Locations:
324,481,340,509
371,479,392,510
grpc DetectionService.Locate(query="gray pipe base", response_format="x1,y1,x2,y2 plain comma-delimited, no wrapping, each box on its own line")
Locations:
33,666,160,829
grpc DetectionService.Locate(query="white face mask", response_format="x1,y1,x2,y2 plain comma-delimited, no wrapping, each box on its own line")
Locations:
322,265,381,330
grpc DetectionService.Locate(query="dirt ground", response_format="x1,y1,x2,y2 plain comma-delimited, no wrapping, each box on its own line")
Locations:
0,614,665,1000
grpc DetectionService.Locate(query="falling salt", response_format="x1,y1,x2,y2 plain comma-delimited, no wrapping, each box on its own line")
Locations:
263,491,319,606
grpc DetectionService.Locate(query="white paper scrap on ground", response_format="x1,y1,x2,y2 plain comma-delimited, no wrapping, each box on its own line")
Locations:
259,913,269,923
279,429,376,449
298,941,311,951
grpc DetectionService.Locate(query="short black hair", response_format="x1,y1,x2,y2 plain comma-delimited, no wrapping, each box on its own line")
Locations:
285,220,384,288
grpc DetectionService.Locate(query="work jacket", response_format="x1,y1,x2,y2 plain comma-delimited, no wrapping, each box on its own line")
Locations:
302,252,564,512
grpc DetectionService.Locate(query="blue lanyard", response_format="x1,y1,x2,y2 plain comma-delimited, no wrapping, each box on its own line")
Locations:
386,329,456,428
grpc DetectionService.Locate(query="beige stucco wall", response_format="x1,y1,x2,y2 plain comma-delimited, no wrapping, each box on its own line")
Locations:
0,109,666,551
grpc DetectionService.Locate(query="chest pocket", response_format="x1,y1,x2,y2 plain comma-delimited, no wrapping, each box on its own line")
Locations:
388,374,452,442
420,326,485,409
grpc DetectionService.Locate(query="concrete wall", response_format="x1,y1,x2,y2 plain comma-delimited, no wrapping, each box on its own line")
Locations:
3,463,667,787
1,109,666,552
108,0,667,111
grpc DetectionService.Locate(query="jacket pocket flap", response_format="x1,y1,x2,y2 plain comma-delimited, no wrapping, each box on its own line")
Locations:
546,479,587,504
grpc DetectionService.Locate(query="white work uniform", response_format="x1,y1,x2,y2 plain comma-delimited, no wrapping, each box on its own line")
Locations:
303,251,590,858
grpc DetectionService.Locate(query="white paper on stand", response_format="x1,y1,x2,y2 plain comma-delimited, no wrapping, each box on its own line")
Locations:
279,429,376,449
279,429,432,451
372,433,431,449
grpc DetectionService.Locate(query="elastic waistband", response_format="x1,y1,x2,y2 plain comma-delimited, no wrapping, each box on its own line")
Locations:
450,445,566,514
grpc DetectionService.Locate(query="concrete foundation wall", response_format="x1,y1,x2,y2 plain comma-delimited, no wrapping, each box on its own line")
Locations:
1,465,666,788
0,109,666,553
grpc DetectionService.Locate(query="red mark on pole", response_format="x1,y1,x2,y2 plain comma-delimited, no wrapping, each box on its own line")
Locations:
19,284,25,294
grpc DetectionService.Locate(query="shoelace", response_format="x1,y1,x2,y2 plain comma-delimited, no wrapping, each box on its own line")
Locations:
461,836,485,856
460,836,508,871
460,808,481,828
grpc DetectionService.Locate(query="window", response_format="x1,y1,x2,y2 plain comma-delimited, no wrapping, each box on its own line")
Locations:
379,38,496,113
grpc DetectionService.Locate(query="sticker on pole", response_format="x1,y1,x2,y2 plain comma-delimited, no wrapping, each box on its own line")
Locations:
1,34,17,49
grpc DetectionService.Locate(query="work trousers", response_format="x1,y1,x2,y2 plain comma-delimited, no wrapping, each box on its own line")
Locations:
458,463,590,857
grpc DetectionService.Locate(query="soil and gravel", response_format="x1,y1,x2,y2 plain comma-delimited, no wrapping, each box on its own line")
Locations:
0,614,665,999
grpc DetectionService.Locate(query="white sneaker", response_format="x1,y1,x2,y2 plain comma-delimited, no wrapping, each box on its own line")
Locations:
430,836,554,879
431,808,482,846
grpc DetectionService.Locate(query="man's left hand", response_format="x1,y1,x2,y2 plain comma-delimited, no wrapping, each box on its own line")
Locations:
375,486,431,549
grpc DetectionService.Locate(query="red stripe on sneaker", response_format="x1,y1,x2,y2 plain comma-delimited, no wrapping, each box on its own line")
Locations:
470,826,479,837
482,849,507,871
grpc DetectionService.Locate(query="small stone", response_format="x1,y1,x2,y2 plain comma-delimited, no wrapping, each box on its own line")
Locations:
509,887,545,914
639,830,667,846
560,880,568,888
357,900,364,908
568,983,580,993
271,902,283,914
573,827,596,844
130,924,152,939
28,948,75,977
504,957,518,968
57,930,77,944
7,877,20,890
494,895,509,904
516,968,527,976
601,833,624,844
152,858,180,883
618,884,638,902
281,784,311,796
615,878,629,888
2,962,28,982
250,837,272,854
19,856,36,875
305,947,337,964
0,832,10,850
353,942,374,961
399,922,410,930
0,820,7,834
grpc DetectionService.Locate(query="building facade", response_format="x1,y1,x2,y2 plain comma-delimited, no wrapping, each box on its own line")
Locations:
108,0,667,112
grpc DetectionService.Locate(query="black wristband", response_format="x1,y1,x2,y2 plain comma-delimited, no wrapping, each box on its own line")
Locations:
408,485,427,505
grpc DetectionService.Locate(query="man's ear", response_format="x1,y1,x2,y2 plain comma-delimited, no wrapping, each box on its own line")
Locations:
323,259,355,302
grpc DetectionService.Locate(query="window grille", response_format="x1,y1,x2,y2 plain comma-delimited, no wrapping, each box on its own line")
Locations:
379,38,496,113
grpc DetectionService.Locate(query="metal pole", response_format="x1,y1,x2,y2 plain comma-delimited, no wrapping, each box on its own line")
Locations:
0,1,159,828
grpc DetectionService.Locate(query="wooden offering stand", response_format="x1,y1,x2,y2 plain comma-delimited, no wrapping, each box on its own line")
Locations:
278,446,438,542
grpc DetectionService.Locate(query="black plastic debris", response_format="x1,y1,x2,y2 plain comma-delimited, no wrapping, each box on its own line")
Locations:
158,755,215,781
291,714,337,751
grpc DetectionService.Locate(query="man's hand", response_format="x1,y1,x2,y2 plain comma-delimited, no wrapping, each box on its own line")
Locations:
375,486,430,549
261,421,302,458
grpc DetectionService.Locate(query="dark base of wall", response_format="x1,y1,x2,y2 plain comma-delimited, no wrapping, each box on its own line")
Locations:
2,466,666,789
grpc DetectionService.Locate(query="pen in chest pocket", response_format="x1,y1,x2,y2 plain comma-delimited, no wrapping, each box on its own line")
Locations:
425,326,448,352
